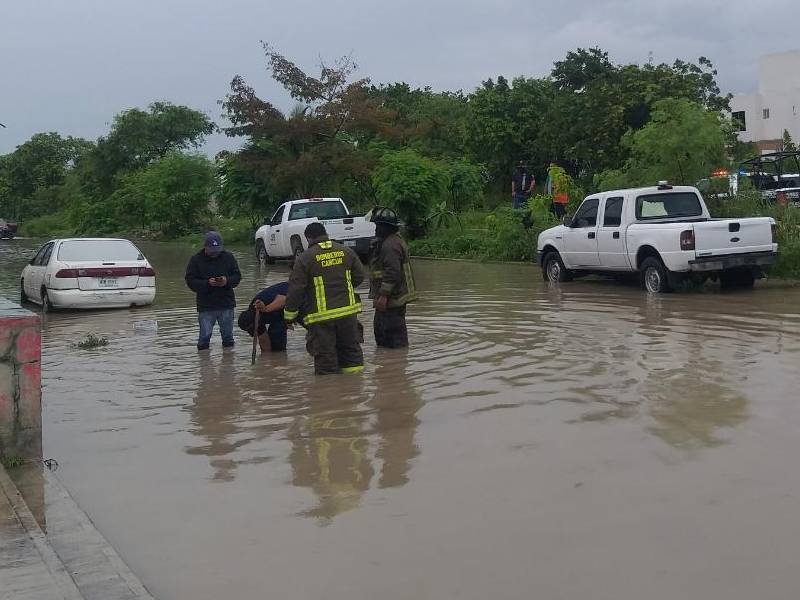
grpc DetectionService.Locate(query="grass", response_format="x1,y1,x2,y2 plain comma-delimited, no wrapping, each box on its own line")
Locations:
0,454,25,470
76,333,109,350
17,212,74,237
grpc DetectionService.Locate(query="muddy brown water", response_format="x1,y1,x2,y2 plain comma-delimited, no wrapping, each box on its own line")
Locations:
3,238,800,600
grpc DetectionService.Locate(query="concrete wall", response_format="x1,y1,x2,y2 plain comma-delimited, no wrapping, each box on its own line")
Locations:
0,298,42,459
731,50,800,149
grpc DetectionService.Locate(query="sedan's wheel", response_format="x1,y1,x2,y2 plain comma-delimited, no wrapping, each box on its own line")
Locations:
41,288,51,313
641,257,672,293
542,252,571,282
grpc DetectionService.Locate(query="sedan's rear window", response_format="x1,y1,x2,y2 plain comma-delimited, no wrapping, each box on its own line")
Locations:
635,192,703,220
58,240,143,262
288,201,347,221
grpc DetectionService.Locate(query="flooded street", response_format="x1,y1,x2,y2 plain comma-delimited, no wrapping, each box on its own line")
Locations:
3,238,800,600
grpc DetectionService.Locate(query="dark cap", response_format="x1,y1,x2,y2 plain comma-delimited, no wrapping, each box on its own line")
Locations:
204,231,223,256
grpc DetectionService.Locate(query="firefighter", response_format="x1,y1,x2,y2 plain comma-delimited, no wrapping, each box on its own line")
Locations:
284,222,367,375
369,206,418,348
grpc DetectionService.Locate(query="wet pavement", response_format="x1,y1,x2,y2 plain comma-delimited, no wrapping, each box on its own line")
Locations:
2,238,800,600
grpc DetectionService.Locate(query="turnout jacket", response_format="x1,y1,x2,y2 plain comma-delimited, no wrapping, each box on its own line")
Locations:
369,233,418,308
284,237,367,324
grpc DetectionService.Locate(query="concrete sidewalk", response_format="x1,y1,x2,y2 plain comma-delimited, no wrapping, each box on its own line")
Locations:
0,464,155,600
0,463,82,600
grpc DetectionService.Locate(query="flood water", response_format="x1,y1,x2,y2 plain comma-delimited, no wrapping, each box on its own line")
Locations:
3,238,800,600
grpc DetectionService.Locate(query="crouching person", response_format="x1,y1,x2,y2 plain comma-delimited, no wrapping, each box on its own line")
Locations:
238,282,289,353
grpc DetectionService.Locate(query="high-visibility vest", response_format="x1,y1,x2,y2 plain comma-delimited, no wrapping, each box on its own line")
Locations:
284,239,365,324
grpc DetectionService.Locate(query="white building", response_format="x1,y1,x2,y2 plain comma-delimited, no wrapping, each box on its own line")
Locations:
731,50,800,152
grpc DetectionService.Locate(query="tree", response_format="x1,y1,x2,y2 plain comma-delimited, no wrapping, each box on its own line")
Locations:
0,132,93,219
217,149,280,227
444,159,485,211
783,130,797,152
467,76,554,187
596,99,728,189
221,44,398,201
372,149,447,237
73,152,215,235
81,102,215,197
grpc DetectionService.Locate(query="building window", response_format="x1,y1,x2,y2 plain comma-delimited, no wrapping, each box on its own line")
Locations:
763,108,770,119
732,111,746,132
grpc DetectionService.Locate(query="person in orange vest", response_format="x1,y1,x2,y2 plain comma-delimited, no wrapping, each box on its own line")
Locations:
546,163,570,218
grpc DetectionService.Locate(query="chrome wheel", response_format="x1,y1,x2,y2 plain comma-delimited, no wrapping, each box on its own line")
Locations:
547,259,562,282
644,267,661,293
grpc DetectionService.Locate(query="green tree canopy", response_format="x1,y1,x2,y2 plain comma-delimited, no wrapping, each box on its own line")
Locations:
372,148,447,237
596,98,729,190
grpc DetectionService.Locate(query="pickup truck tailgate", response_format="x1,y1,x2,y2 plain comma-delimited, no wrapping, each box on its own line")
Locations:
694,218,774,257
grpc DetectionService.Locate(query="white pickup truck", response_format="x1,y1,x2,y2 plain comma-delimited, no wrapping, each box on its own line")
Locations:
537,183,778,292
254,198,375,263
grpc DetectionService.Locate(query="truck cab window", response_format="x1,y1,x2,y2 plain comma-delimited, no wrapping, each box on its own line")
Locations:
271,206,285,225
603,197,624,227
572,199,599,227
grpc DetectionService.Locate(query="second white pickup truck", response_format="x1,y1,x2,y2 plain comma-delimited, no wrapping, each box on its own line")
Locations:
255,198,375,264
537,183,778,292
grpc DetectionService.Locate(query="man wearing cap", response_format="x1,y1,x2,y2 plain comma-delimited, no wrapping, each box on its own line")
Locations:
284,222,366,375
185,231,242,350
369,207,418,348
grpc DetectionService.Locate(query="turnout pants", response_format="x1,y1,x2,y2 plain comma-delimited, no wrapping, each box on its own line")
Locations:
374,305,408,348
306,315,364,375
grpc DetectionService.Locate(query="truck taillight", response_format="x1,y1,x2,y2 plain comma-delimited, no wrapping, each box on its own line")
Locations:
55,269,78,278
772,224,778,243
680,229,695,251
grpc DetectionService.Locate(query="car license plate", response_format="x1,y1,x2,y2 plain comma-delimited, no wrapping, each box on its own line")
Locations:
98,278,118,288
344,240,356,247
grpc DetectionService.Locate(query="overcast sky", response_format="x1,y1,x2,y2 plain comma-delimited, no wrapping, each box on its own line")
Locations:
1,0,797,156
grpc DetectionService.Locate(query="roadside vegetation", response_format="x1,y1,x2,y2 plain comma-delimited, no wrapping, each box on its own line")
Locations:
2,45,798,278
76,333,109,350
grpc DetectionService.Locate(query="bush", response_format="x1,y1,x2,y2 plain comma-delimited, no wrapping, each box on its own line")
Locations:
373,149,447,238
409,206,557,262
18,212,74,237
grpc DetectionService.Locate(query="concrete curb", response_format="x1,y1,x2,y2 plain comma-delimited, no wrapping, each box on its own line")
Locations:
0,464,156,600
0,463,83,600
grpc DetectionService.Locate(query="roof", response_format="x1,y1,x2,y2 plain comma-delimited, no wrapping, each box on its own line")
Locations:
594,185,698,197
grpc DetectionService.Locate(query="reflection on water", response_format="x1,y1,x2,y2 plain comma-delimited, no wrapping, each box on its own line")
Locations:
3,238,800,600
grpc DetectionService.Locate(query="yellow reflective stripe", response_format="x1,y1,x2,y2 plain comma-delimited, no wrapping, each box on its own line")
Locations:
404,262,416,295
319,241,332,249
313,276,327,313
284,309,299,320
341,365,364,374
303,303,362,324
345,270,356,306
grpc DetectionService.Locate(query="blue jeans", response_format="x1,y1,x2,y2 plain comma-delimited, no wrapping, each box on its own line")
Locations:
198,309,235,349
513,194,529,209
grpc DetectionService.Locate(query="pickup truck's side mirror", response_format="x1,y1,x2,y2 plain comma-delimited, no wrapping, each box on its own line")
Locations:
263,217,270,226
562,215,573,227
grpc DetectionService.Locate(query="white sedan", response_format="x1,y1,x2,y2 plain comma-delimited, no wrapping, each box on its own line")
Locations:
20,238,156,310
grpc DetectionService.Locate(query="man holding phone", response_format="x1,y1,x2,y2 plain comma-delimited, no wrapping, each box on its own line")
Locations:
185,231,242,350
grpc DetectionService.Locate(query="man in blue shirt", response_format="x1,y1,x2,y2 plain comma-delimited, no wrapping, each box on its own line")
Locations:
237,282,290,352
